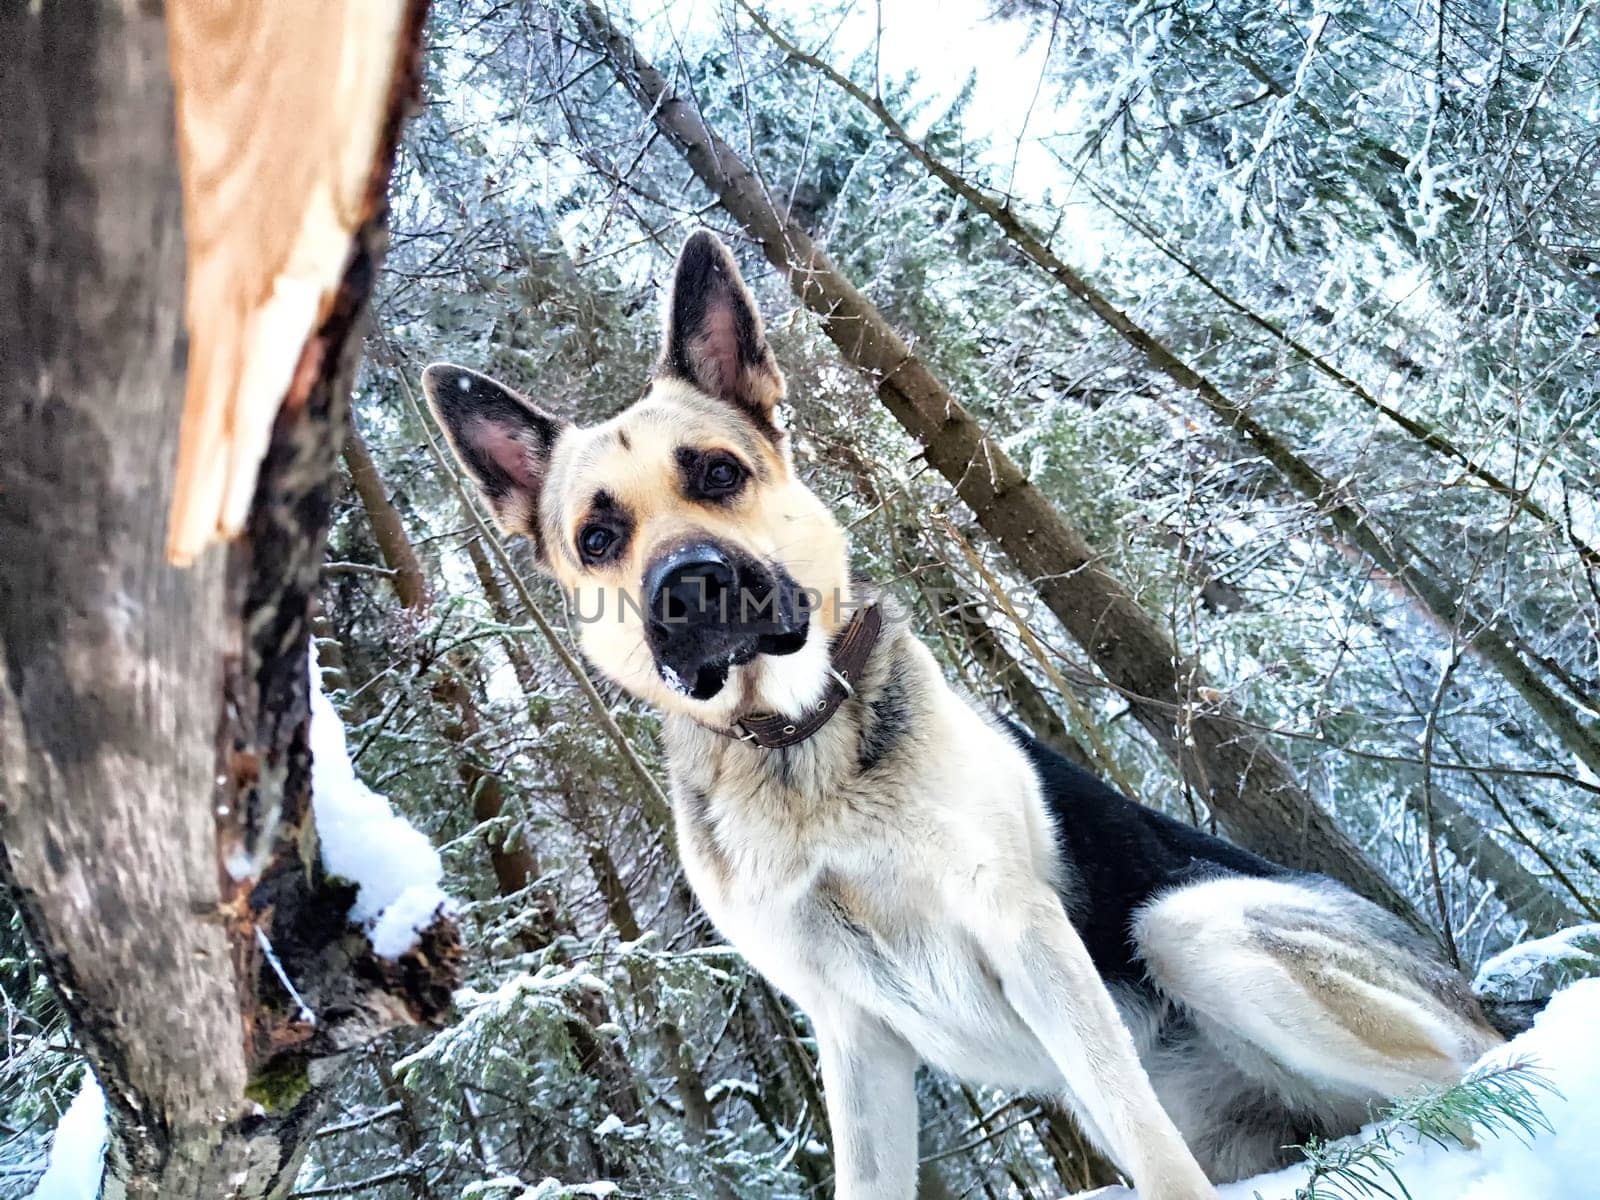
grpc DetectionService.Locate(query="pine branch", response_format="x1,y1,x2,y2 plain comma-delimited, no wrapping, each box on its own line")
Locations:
1294,1059,1555,1199
1071,172,1600,576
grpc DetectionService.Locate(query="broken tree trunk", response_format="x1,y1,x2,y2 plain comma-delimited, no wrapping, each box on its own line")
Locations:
574,2,1418,923
0,4,455,1198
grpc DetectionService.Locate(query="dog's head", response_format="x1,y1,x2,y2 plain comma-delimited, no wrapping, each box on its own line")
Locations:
421,231,851,724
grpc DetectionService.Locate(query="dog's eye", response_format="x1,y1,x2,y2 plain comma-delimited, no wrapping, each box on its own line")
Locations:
703,457,744,494
579,525,616,560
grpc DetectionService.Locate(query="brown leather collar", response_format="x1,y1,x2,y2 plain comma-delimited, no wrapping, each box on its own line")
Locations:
722,604,883,750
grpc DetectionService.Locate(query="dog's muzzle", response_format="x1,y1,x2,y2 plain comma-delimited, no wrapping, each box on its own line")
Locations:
644,541,810,700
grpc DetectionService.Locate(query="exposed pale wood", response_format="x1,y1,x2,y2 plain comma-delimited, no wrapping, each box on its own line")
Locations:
165,0,413,564
0,2,447,1196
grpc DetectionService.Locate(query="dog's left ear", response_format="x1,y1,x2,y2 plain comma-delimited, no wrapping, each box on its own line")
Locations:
658,230,784,429
420,363,569,553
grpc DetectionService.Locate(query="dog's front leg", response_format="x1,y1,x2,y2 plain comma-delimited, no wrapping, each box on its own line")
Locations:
813,1003,919,1200
980,890,1218,1200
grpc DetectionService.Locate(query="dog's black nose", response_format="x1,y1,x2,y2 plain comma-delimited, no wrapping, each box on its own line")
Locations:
647,543,737,629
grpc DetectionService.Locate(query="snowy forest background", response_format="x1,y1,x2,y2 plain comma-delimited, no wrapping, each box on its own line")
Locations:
6,0,1600,1195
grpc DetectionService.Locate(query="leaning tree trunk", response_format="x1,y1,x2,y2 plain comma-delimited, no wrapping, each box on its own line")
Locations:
0,4,456,1198
739,4,1600,784
572,3,1419,924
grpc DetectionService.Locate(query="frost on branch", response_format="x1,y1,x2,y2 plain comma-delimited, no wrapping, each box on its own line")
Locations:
1474,924,1600,1000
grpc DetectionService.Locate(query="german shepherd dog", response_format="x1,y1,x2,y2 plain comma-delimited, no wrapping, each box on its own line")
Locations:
422,231,1504,1200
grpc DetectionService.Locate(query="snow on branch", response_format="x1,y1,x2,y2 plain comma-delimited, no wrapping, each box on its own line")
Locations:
1475,924,1600,998
310,656,454,958
462,1179,619,1199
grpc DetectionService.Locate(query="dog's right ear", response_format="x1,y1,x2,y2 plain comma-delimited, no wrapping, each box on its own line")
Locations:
658,231,785,432
421,364,568,551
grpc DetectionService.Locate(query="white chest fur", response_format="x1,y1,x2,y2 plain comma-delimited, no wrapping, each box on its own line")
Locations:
667,651,1067,1094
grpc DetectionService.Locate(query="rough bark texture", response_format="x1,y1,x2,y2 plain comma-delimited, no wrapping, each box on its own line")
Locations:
0,4,454,1197
0,2,248,1169
575,3,1419,924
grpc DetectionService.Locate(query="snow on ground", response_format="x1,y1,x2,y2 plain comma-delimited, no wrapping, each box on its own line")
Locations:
28,1070,106,1200
310,654,454,957
1079,978,1600,1200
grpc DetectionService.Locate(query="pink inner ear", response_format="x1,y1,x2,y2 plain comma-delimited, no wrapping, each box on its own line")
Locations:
468,418,540,490
693,300,743,401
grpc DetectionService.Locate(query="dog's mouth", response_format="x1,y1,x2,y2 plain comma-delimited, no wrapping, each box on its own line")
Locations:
649,561,812,702
658,623,810,701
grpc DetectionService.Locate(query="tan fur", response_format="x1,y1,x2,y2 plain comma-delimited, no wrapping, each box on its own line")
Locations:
521,380,851,729
1136,877,1501,1104
658,617,1217,1199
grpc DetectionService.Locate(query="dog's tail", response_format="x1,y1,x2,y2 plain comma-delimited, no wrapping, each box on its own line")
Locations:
1477,994,1551,1039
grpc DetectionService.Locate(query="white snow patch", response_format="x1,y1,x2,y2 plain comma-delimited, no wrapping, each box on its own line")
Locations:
29,1070,106,1200
463,1181,615,1200
705,1077,759,1104
1077,978,1600,1199
310,654,454,958
659,663,692,696
516,1182,619,1200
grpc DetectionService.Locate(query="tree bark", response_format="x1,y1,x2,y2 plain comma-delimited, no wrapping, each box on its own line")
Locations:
343,425,429,611
573,3,1419,923
0,4,454,1197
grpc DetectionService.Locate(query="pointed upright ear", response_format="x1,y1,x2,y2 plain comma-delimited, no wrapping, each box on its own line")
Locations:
421,364,568,554
658,231,785,430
